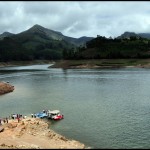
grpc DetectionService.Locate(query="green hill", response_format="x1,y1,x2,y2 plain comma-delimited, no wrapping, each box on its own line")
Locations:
0,24,93,61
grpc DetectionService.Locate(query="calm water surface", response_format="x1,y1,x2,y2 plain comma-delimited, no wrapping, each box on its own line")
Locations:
0,64,150,148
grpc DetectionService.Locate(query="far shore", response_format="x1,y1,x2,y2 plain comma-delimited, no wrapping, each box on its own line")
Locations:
1,59,150,69
49,59,150,69
1,59,150,94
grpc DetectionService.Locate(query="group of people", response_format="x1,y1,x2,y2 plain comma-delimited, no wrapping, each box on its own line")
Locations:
11,114,27,123
0,113,26,125
0,110,50,125
31,113,37,118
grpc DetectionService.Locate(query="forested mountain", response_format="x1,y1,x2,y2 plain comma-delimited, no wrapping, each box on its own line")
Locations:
0,24,93,61
0,24,93,46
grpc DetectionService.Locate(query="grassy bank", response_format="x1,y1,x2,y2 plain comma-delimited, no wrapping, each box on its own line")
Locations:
50,59,150,69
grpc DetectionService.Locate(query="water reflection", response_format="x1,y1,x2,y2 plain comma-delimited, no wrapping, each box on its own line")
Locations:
62,69,68,81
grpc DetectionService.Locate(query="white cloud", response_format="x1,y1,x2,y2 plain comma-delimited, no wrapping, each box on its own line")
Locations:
0,1,150,38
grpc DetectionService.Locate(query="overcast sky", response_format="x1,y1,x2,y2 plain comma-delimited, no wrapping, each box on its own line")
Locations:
0,1,150,38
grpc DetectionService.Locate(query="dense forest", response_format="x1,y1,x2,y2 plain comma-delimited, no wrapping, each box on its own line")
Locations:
63,36,150,59
0,36,73,61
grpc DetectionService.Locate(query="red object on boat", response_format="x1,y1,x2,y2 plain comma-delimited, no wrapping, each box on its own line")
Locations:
53,114,64,120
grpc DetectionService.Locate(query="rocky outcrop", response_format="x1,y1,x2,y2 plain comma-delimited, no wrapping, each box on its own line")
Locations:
0,117,86,149
0,82,14,95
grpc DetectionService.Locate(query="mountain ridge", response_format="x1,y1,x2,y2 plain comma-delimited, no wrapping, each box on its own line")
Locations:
1,25,150,42
0,24,94,46
0,24,95,61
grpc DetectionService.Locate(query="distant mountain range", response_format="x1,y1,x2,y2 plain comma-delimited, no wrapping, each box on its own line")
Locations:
0,24,94,46
1,25,150,46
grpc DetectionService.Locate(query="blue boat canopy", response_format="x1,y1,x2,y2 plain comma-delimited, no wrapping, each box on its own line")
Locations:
35,112,47,118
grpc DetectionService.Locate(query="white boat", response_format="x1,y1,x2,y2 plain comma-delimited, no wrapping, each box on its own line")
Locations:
47,110,64,120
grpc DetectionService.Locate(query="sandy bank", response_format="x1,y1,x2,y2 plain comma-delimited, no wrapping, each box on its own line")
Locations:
0,82,14,95
0,117,87,149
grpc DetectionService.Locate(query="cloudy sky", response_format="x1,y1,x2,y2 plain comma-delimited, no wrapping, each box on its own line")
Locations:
0,1,150,38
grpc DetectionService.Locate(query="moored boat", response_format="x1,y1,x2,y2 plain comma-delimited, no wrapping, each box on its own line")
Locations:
33,112,48,118
47,110,64,120
32,109,64,120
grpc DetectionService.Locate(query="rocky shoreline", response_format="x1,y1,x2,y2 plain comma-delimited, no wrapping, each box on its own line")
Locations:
0,82,14,95
0,117,87,149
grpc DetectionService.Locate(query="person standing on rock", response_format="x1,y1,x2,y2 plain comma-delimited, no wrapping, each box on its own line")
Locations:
6,117,8,123
3,118,6,124
17,116,20,123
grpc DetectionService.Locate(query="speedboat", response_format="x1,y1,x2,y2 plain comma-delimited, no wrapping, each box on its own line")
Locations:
53,114,64,120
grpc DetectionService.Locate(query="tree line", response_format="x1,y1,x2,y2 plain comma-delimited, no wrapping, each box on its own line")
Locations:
63,35,150,59
1,35,150,62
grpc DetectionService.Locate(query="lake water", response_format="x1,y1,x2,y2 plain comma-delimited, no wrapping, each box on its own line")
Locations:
1,64,150,148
